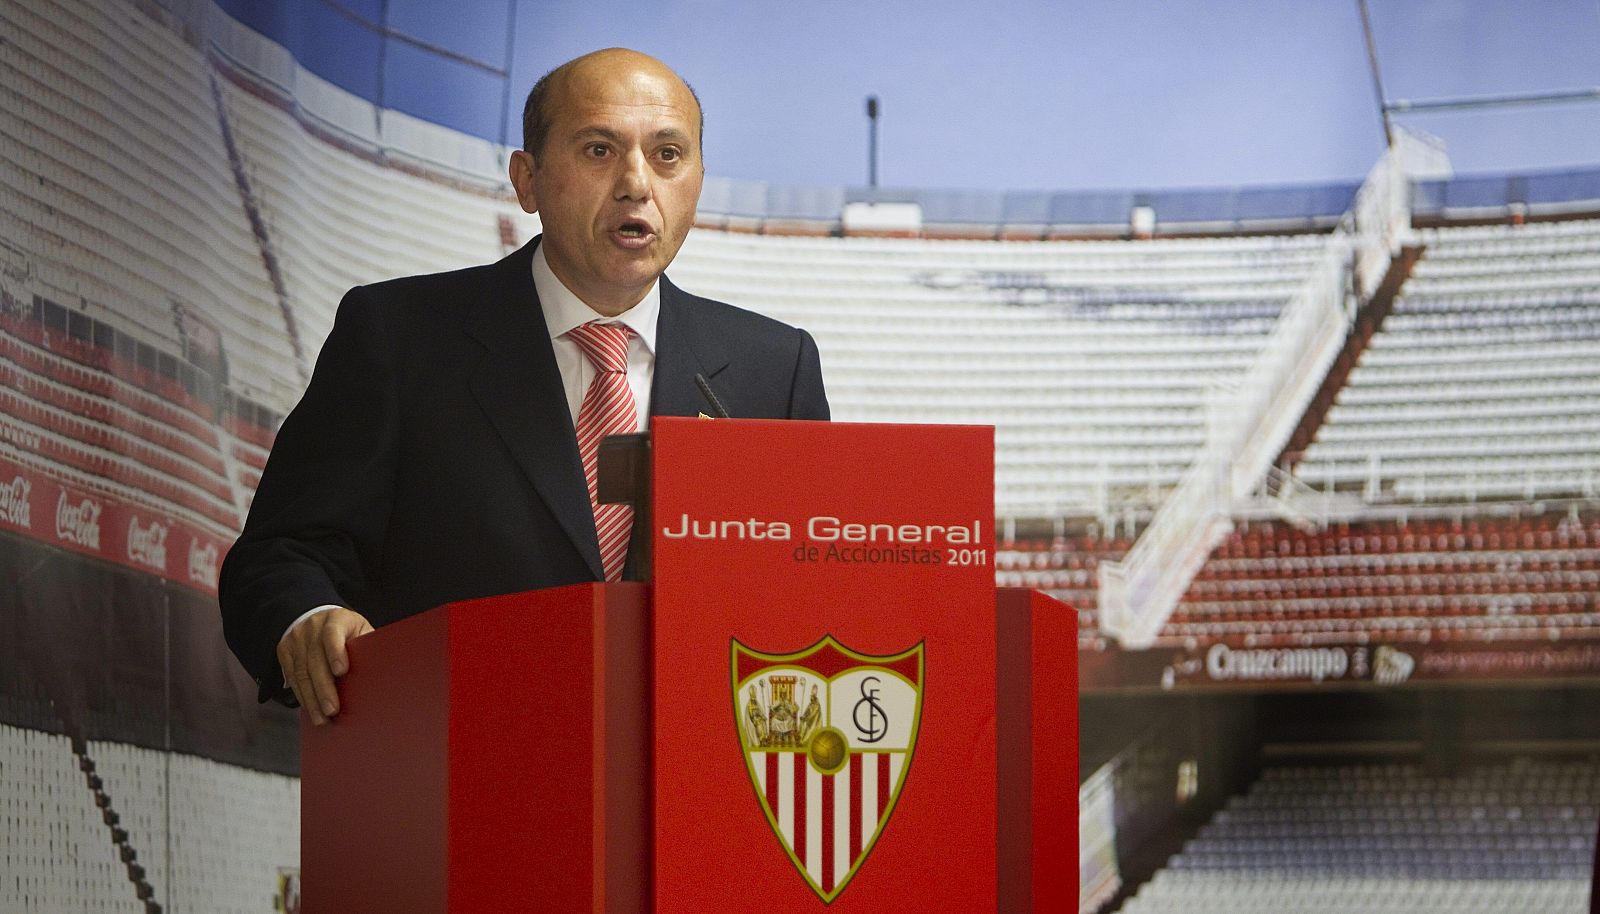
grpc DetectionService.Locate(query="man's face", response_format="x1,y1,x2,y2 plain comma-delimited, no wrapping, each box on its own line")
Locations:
511,53,703,316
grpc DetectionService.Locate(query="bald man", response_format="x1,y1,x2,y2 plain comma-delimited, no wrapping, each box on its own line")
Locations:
219,49,830,721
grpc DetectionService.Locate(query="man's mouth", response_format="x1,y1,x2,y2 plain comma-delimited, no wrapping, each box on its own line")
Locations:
610,219,657,249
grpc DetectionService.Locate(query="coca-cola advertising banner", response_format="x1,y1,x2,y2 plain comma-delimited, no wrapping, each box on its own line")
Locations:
1079,637,1600,692
0,453,224,595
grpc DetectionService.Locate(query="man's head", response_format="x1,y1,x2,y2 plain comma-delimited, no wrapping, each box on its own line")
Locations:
509,48,705,316
521,52,703,158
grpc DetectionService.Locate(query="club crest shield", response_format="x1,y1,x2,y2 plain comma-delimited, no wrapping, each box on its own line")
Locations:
731,636,924,903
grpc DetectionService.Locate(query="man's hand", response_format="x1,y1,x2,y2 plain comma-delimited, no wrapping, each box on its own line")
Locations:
277,607,374,725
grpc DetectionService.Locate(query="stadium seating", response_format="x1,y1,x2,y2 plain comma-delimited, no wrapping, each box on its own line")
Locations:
1118,758,1598,914
670,230,1330,517
215,63,534,370
0,725,300,914
0,0,310,534
0,725,144,912
1298,219,1600,504
138,747,300,913
0,309,242,531
0,0,292,407
16,0,1590,529
999,511,1600,648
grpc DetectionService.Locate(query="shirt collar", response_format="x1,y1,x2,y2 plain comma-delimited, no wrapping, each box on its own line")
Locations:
532,239,659,355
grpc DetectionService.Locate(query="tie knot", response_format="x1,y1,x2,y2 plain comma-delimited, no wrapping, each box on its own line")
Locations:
567,321,632,373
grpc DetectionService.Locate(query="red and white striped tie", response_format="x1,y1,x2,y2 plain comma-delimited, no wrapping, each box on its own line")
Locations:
567,321,637,582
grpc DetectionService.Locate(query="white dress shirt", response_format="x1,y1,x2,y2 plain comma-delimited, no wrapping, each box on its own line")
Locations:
280,242,661,649
531,240,659,430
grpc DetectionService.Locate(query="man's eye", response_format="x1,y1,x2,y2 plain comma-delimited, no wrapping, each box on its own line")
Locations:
659,147,681,162
586,144,611,158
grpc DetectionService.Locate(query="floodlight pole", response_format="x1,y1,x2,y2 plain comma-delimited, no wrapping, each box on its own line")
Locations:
866,95,880,188
1358,0,1394,148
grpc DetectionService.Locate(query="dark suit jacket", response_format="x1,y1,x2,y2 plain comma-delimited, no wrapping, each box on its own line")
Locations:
219,238,828,701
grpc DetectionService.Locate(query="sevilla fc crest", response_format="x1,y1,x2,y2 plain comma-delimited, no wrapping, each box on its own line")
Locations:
732,636,924,903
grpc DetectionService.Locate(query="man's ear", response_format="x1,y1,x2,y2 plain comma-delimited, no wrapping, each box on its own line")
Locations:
508,149,539,215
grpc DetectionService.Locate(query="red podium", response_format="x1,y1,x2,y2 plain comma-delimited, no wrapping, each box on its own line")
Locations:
301,419,1076,912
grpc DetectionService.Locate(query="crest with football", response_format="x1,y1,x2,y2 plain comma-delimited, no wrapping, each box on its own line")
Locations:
732,636,924,903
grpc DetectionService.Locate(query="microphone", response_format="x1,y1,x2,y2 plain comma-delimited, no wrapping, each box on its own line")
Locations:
695,373,731,418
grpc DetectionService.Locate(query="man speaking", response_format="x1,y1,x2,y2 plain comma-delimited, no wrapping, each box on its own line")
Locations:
219,48,829,724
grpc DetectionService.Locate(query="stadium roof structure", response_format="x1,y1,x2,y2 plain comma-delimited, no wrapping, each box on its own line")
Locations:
191,0,1600,239
696,164,1600,239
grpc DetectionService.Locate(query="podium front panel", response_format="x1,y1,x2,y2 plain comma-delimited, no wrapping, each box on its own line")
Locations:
650,418,996,912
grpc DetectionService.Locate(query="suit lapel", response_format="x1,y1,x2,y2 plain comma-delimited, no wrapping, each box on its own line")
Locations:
618,276,731,581
463,240,604,580
650,276,731,419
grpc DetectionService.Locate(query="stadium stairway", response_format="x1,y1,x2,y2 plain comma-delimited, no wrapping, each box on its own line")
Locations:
72,734,163,912
1097,136,1433,648
1275,243,1426,478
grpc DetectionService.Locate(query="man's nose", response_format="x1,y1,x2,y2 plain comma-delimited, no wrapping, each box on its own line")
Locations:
614,149,651,200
